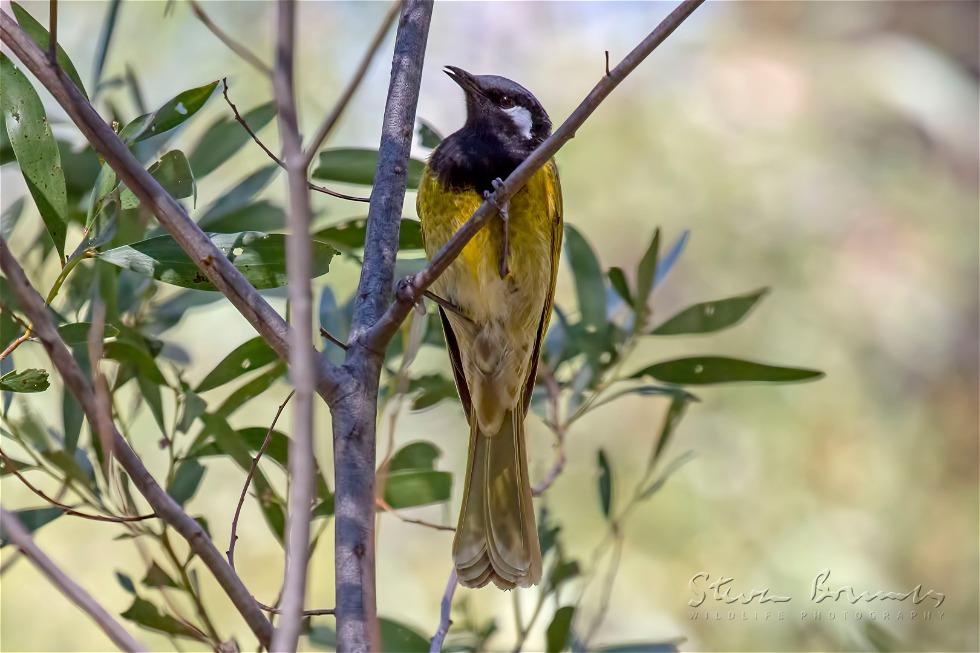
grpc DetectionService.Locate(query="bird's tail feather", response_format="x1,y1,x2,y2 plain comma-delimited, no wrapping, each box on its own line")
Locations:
453,409,542,589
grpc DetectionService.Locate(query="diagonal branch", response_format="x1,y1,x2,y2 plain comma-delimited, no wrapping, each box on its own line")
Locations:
0,9,352,404
270,1,318,649
301,1,400,169
0,239,275,649
188,0,272,77
0,507,148,652
362,0,706,351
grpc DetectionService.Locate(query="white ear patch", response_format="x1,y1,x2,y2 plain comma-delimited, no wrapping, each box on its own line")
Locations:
503,106,533,140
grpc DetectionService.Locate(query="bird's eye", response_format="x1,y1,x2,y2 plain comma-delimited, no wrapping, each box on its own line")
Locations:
499,95,515,108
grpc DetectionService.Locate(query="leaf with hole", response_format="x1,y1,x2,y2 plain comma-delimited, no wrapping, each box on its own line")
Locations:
0,369,49,393
1,55,69,259
189,101,276,177
313,148,426,189
97,231,338,291
630,356,824,386
120,80,220,144
651,288,769,335
196,337,276,393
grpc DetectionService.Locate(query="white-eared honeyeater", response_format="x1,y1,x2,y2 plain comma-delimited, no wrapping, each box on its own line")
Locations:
417,66,562,589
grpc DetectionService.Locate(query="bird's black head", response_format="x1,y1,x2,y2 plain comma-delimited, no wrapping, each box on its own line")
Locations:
428,66,551,193
444,66,552,148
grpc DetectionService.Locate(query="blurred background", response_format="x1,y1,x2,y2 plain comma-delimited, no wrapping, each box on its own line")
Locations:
1,1,977,651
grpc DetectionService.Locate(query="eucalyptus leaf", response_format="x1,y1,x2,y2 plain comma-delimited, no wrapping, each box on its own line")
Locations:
313,148,425,189
121,597,204,640
314,217,424,252
651,288,769,335
607,266,632,305
141,561,180,589
196,337,277,393
198,200,285,233
0,369,49,393
378,618,430,653
97,231,337,291
197,165,278,229
103,340,166,385
634,228,660,330
1,55,69,258
57,322,120,344
546,606,575,653
11,3,89,99
597,449,613,519
408,373,457,410
0,507,62,547
564,225,606,334
383,470,451,509
388,441,440,472
119,150,196,209
631,357,824,386
189,101,276,177
167,459,205,506
120,80,219,144
417,119,444,148
597,642,682,653
0,197,24,240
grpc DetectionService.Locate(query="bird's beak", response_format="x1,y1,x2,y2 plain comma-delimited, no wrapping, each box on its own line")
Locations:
444,65,484,98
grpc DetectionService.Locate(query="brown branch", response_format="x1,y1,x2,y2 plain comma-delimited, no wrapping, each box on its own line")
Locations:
301,1,400,169
0,330,32,360
227,391,294,569
428,569,458,653
0,448,156,523
221,79,371,203
270,2,317,648
188,0,272,77
319,327,349,351
604,50,611,76
375,498,455,532
0,239,275,649
0,507,149,652
0,9,351,404
362,0,706,351
47,0,57,61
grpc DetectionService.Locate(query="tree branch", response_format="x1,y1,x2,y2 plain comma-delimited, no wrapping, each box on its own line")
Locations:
362,0,706,351
0,9,352,404
188,0,272,77
0,507,148,652
270,1,317,648
221,79,370,202
301,1,400,169
333,2,433,651
0,239,275,649
428,569,458,653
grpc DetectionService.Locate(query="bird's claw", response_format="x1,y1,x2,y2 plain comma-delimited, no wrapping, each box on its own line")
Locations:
484,178,510,279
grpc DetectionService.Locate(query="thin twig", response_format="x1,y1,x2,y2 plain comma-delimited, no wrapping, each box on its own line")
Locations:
0,331,32,361
0,238,275,648
428,569,458,653
319,327,349,351
0,448,156,523
188,0,272,77
0,507,148,652
301,1,400,169
270,1,317,648
532,365,567,496
47,0,57,61
376,498,455,532
362,0,706,352
604,50,610,76
221,78,370,203
227,391,294,569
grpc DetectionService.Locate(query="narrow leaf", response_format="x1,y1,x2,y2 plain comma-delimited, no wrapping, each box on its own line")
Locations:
0,369,49,393
141,561,180,589
314,217,424,252
313,148,425,189
97,231,338,291
2,55,69,258
197,165,278,229
120,80,219,144
631,356,825,385
91,0,121,96
57,322,120,344
651,288,769,335
103,340,166,384
417,120,443,148
0,507,62,546
119,150,196,209
195,337,276,393
546,606,575,653
189,102,277,177
607,266,632,305
167,459,205,506
634,228,660,330
597,449,613,519
11,3,89,99
121,597,204,640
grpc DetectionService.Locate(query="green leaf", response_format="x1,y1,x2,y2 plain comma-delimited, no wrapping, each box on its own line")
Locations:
548,560,580,593
383,470,451,509
198,200,285,233
0,369,49,393
120,80,220,144
167,459,205,506
191,427,288,469
546,606,575,653
177,391,206,433
195,337,276,393
640,451,695,500
0,455,31,476
314,217,424,252
651,288,769,335
564,225,606,333
379,618,430,653
91,0,121,97
189,101,276,177
655,230,689,289
597,449,613,519
138,374,167,437
1,197,25,240
43,449,96,489
319,286,348,365
103,340,166,384
389,441,440,472
11,3,89,99
313,148,425,189
417,119,443,148
57,322,120,344
115,571,136,594
215,363,285,418
141,561,180,589
121,597,204,640
1,55,69,259
97,231,338,291
631,357,825,386
408,373,457,410
648,393,692,470
598,642,682,653
197,165,279,230
119,150,196,209
634,228,660,330
0,507,62,546
607,266,632,305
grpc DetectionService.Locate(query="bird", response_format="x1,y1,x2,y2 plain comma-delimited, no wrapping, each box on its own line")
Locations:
416,66,562,589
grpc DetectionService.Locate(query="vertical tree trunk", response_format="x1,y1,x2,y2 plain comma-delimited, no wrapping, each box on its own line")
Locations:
334,2,433,651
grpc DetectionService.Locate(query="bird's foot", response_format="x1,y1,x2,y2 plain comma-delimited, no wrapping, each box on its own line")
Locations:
484,178,510,279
